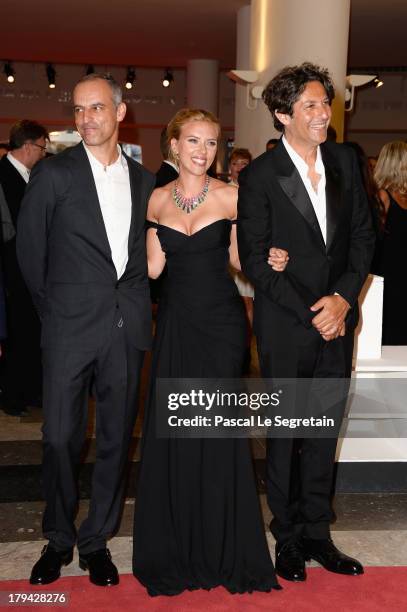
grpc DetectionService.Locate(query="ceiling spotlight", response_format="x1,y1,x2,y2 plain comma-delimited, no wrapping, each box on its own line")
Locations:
86,64,95,75
125,67,136,90
162,68,173,88
4,61,15,83
46,63,56,89
374,77,384,88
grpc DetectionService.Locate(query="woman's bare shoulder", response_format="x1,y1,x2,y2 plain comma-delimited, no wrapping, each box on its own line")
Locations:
210,178,237,198
148,183,173,219
152,182,174,200
378,189,391,213
208,178,237,217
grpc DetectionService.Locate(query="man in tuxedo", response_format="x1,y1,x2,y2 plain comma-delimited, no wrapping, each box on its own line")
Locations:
17,73,155,586
155,126,178,188
238,63,374,582
0,120,48,416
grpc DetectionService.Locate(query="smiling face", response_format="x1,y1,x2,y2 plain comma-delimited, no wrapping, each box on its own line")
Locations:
276,80,331,154
171,120,218,176
73,78,126,149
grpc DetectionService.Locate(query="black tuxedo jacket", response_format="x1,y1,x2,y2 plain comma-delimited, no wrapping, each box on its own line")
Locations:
155,161,178,188
237,140,375,350
17,143,155,351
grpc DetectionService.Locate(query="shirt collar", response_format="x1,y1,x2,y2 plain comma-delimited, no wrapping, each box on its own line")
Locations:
7,152,30,182
83,143,127,172
282,136,324,175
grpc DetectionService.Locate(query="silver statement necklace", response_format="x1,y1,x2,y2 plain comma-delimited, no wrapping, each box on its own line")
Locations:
172,175,210,214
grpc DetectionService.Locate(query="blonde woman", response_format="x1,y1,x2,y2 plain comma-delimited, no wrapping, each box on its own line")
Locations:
375,141,407,344
132,109,286,596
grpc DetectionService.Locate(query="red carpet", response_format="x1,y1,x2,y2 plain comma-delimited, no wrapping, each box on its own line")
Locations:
1,568,406,611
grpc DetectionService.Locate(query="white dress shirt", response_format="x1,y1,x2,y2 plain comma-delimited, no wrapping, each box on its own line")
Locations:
282,136,327,244
84,144,132,279
7,152,30,183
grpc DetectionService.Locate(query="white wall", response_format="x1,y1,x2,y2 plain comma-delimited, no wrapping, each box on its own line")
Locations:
345,73,407,156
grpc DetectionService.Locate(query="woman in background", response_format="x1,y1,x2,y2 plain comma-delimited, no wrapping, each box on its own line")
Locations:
374,141,407,344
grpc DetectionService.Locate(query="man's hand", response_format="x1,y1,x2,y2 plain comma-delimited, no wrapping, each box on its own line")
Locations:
321,321,346,341
267,247,289,272
310,294,350,340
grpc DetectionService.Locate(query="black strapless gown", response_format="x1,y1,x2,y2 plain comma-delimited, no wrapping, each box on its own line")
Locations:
132,219,279,596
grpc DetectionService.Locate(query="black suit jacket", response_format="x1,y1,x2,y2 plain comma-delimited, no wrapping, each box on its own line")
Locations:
155,161,178,188
0,155,26,228
237,140,375,350
0,155,31,297
17,142,155,351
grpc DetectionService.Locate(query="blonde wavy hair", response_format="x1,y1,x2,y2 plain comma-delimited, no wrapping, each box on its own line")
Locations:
374,141,407,195
166,108,220,165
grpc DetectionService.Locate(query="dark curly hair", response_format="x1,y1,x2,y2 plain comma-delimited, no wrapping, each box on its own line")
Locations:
262,62,335,132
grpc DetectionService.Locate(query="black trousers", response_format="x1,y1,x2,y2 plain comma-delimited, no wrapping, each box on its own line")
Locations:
258,330,354,545
41,314,145,554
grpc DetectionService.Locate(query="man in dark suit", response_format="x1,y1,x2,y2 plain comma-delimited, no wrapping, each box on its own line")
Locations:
17,73,155,587
238,63,375,582
0,120,48,416
155,126,178,187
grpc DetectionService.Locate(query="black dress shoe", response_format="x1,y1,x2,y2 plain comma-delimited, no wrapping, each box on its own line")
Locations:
79,549,119,586
30,544,73,585
275,541,306,581
302,538,364,575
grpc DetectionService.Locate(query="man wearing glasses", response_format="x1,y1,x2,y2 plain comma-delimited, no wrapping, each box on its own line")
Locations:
0,120,48,416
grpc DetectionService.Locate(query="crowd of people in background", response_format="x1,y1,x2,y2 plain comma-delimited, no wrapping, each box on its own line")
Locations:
0,115,406,407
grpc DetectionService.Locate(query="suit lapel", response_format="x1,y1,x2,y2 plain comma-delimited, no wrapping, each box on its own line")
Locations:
321,144,342,252
70,143,112,257
275,144,325,248
126,154,144,258
69,145,147,277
